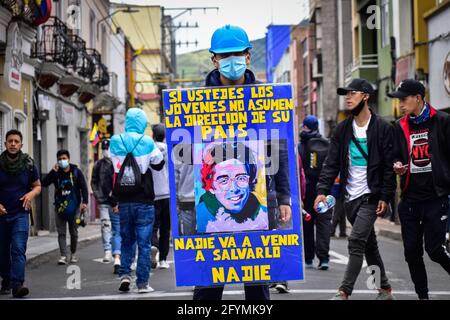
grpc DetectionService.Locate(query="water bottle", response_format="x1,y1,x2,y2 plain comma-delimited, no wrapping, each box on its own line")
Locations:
316,195,336,214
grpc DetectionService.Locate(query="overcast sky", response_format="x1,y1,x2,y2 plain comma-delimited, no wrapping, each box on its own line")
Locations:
111,0,309,54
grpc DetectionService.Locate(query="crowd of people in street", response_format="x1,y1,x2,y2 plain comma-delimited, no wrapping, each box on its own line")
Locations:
0,24,449,300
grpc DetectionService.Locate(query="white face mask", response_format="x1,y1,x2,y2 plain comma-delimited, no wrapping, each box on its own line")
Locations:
58,159,69,169
103,150,110,158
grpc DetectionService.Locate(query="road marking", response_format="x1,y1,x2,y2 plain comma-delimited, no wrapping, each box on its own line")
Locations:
31,289,450,300
329,250,367,267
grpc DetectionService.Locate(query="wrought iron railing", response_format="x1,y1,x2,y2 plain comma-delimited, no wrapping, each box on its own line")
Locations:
86,48,109,87
32,17,77,67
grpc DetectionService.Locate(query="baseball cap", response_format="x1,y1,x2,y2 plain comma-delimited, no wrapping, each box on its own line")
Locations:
387,79,425,99
337,78,374,96
100,139,110,150
302,115,319,131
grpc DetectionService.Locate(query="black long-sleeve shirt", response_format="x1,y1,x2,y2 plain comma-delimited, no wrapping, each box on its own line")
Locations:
41,164,89,205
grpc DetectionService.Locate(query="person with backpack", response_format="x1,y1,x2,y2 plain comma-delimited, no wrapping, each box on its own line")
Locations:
110,108,165,293
298,115,332,270
91,139,121,274
42,150,88,265
150,123,171,270
388,79,450,300
315,78,396,300
0,130,41,298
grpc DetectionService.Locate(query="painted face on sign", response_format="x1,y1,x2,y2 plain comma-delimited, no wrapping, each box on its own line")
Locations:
211,159,250,214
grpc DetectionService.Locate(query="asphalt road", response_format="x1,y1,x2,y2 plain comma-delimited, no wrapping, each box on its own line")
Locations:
2,236,449,300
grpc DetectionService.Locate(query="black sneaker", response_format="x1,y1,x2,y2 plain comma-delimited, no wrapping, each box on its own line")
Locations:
0,281,10,295
119,277,131,292
113,264,120,275
12,286,29,298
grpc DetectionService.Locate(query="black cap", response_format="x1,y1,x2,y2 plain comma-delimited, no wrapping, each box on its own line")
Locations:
101,139,110,150
337,78,374,96
387,79,425,99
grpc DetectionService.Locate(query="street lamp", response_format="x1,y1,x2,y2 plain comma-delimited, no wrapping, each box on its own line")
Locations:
97,6,139,35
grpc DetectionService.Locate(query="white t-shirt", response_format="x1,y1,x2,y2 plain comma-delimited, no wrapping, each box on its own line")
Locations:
346,116,372,201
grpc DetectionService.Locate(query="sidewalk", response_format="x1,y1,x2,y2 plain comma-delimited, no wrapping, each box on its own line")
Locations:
27,223,101,268
374,218,402,241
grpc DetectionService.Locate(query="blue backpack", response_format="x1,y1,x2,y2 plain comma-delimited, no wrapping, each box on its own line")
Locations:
55,169,80,221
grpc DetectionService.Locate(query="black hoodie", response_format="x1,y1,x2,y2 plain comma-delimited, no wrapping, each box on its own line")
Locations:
42,164,89,206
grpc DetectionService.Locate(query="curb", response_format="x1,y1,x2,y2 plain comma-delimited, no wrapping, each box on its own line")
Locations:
26,234,101,269
376,228,403,242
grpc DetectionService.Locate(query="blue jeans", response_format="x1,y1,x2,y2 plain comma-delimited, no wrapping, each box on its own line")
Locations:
119,203,155,287
99,204,121,255
0,213,29,289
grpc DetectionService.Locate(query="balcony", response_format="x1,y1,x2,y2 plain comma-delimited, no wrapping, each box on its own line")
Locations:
32,17,78,88
344,54,379,85
78,49,109,105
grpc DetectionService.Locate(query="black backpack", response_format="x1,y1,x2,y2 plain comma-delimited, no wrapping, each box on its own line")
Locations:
301,137,330,180
113,135,144,197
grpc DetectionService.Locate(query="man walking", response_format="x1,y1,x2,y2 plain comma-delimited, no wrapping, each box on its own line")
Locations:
91,139,121,274
315,78,396,300
193,24,292,301
42,150,89,265
388,79,450,300
0,130,41,298
110,108,165,293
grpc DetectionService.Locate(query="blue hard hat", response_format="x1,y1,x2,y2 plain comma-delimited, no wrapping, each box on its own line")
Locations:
209,25,252,54
302,115,319,131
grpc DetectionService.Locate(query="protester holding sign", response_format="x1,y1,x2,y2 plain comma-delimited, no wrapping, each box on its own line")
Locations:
315,78,396,300
42,150,88,266
163,25,300,301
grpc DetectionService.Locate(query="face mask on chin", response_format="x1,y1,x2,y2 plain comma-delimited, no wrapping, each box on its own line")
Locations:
351,97,367,116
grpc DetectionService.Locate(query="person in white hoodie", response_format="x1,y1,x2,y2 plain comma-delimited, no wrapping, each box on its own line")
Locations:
150,124,171,269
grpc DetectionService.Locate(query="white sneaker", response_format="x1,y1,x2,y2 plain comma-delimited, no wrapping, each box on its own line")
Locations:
138,284,154,293
103,250,112,263
58,256,67,265
151,246,159,269
158,260,170,269
70,254,78,264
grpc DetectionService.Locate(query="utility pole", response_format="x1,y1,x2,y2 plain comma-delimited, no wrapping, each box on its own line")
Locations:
160,6,219,84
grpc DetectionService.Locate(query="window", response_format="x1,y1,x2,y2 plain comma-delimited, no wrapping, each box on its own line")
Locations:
0,103,13,153
54,0,66,21
381,0,389,47
57,126,68,151
302,38,308,56
90,10,96,48
14,111,27,152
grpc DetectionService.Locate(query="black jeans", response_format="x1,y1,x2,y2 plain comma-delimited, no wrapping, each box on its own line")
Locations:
398,197,450,299
151,198,171,261
193,284,270,300
55,211,78,257
331,197,347,236
303,182,331,263
340,194,391,295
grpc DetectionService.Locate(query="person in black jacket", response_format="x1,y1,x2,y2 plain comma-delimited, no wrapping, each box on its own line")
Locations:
42,150,88,265
193,25,292,301
298,115,332,271
388,79,450,300
315,78,396,300
91,139,121,274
